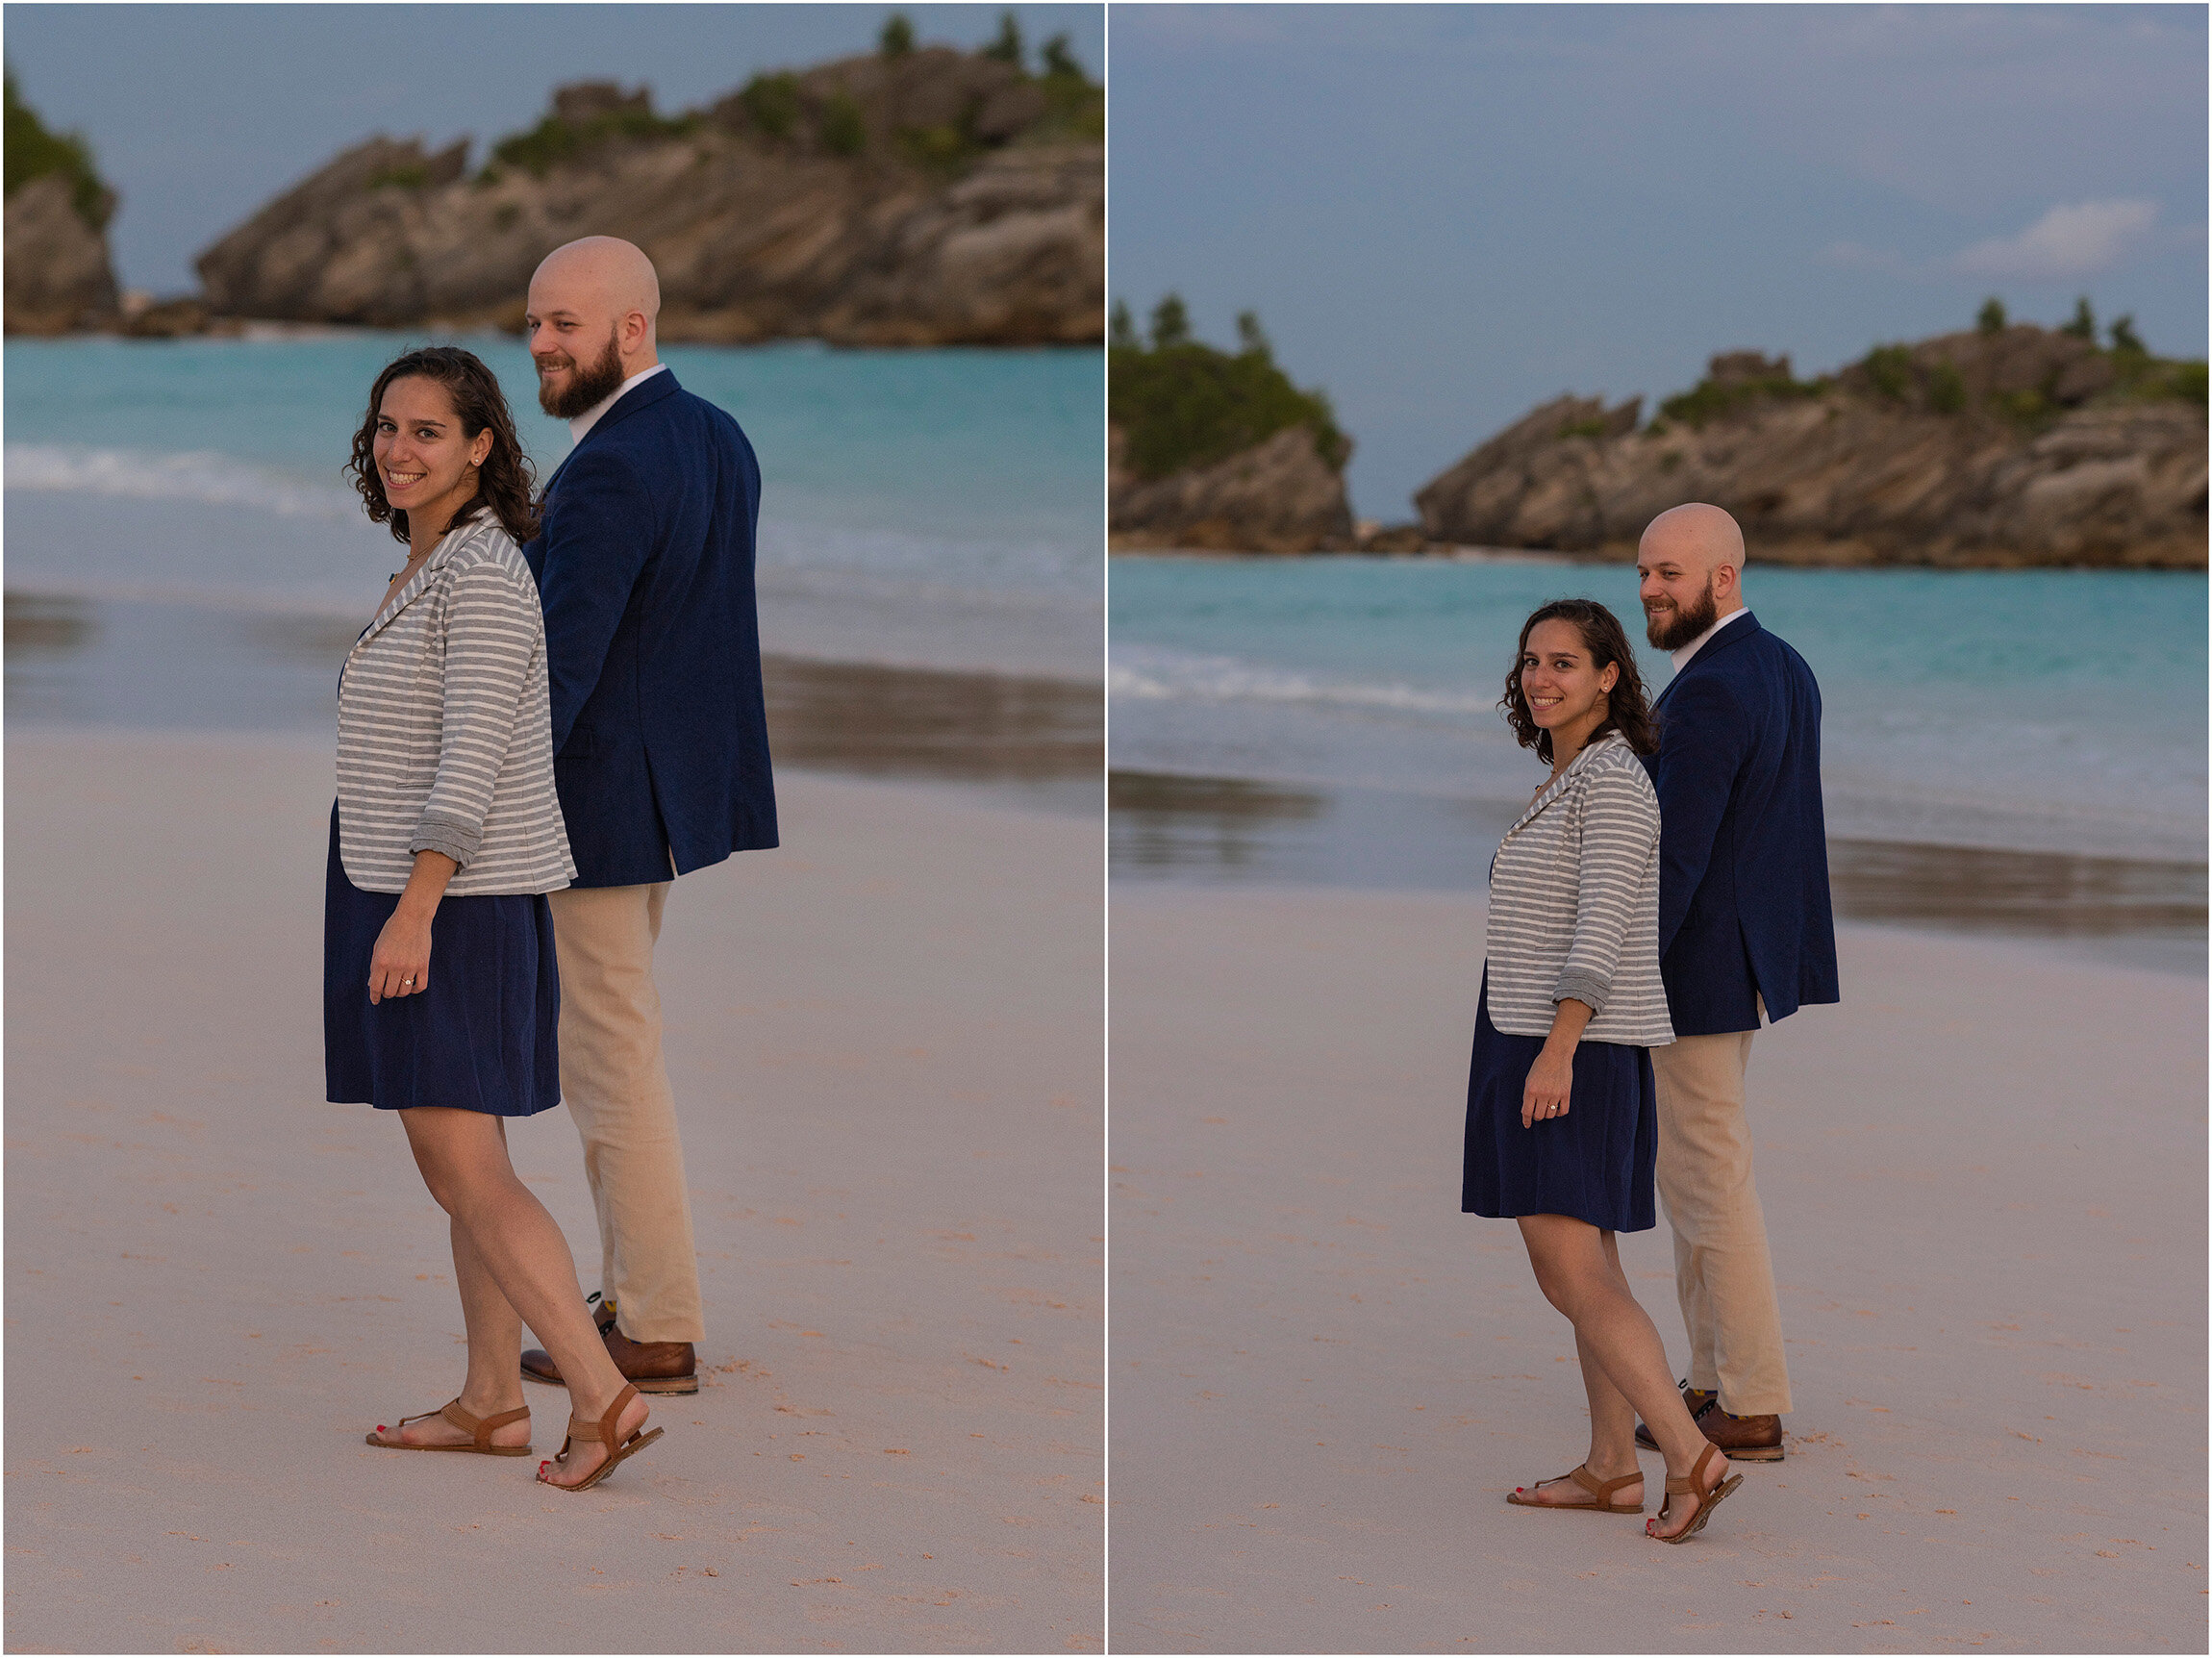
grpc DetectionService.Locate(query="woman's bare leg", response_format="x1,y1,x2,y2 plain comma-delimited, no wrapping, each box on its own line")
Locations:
376,1213,531,1448
1516,1213,1731,1535
396,1107,650,1484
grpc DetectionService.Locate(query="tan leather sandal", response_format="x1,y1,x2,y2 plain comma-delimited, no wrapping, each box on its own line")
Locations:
539,1382,664,1493
365,1398,531,1455
1505,1463,1646,1514
1648,1441,1743,1543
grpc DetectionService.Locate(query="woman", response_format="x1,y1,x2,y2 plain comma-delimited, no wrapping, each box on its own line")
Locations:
327,345,658,1492
1462,598,1741,1543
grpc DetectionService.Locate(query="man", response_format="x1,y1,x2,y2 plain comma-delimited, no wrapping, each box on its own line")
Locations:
516,236,777,1396
1630,502,1837,1463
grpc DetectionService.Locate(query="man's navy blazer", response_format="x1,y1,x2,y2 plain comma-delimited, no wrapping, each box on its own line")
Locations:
1642,613,1838,1036
523,369,777,888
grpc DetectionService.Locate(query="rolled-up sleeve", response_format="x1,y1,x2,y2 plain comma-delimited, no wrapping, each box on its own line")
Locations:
412,562,538,867
1554,765,1662,1016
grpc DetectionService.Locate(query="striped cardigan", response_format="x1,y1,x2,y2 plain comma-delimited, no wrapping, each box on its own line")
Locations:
1485,731,1674,1047
336,513,577,896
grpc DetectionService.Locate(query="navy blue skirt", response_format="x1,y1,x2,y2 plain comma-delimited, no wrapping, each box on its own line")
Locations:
1462,967,1657,1233
323,803,562,1117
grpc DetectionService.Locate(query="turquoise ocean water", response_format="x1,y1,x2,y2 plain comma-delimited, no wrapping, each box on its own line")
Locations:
1111,555,2208,864
5,333,1103,680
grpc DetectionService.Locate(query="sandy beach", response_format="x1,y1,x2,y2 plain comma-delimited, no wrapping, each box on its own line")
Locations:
5,730,1103,1653
1108,884,2206,1652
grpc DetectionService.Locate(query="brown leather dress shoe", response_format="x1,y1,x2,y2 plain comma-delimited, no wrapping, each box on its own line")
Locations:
1635,1379,1716,1450
1700,1410,1784,1462
523,1322,700,1395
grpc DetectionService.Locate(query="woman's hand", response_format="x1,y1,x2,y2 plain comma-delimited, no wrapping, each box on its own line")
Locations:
1521,1045,1574,1127
366,850,457,1005
368,908,433,1004
1522,997,1594,1127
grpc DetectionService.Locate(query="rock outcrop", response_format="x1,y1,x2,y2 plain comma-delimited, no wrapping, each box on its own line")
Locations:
193,48,1101,345
1109,424,1354,553
1416,326,2206,568
3,72,121,334
5,173,120,333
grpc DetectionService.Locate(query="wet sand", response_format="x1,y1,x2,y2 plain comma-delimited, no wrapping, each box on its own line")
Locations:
5,591,1102,815
5,731,1102,1653
1108,883,2206,1653
1110,769,2207,972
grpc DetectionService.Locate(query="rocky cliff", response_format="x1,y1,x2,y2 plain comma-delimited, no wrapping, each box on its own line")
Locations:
1107,298,1353,552
3,74,120,334
193,46,1101,345
1109,423,1354,553
1415,327,2206,568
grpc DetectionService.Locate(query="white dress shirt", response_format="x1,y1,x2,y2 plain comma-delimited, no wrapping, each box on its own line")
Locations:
1669,603,1749,672
567,362,668,445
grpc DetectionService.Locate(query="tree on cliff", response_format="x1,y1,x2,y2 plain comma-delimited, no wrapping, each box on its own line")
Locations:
3,69,114,230
1109,293,1349,481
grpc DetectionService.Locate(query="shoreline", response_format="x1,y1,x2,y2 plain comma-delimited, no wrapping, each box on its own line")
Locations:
1110,543,2210,571
5,590,1103,815
1110,767,2206,973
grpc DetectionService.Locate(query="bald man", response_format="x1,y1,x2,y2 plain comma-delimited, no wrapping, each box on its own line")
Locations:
515,237,777,1397
1629,503,1838,1463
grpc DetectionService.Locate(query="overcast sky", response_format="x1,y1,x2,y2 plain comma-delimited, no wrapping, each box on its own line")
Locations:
6,2,1104,294
1109,3,2209,516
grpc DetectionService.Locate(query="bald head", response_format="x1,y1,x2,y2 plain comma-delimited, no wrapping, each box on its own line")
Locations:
1641,502,1744,578
1636,502,1746,651
525,237,662,419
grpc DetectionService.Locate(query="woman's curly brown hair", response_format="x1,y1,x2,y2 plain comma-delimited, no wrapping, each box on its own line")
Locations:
1498,596,1661,763
346,345,540,545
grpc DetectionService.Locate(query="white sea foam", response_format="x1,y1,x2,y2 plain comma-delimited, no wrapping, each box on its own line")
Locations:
5,444,359,519
1109,642,1493,716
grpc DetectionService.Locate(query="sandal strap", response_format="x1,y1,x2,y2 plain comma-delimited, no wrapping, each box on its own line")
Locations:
1567,1465,1606,1500
565,1383,641,1447
600,1382,640,1445
1663,1443,1722,1497
437,1398,530,1450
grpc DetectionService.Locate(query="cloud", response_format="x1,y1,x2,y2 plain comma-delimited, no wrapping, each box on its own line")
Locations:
1948,199,2159,279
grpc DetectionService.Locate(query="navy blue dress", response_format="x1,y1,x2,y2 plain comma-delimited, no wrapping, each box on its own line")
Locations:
1462,967,1657,1233
323,803,562,1117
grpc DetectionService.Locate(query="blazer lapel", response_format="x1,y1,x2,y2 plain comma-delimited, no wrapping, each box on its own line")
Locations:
351,517,475,653
1500,731,1621,842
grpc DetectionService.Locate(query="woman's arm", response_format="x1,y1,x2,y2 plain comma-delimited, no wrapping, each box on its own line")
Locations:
1522,996,1593,1126
412,559,537,869
368,849,458,1003
1522,765,1661,1126
1553,765,1662,1021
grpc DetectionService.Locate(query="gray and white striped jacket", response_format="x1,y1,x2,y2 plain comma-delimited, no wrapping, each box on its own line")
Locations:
336,513,577,896
1485,731,1674,1047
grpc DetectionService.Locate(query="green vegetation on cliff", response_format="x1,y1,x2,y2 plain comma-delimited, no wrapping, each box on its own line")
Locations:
482,18,1097,182
1110,295,1349,481
1648,299,2205,437
3,69,113,229
487,101,701,180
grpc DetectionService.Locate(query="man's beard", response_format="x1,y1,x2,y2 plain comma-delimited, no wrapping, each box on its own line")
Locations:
1645,580,1719,652
537,328,625,419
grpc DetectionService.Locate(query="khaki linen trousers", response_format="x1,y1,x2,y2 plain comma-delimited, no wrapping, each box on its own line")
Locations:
1650,1019,1792,1416
546,880,704,1345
